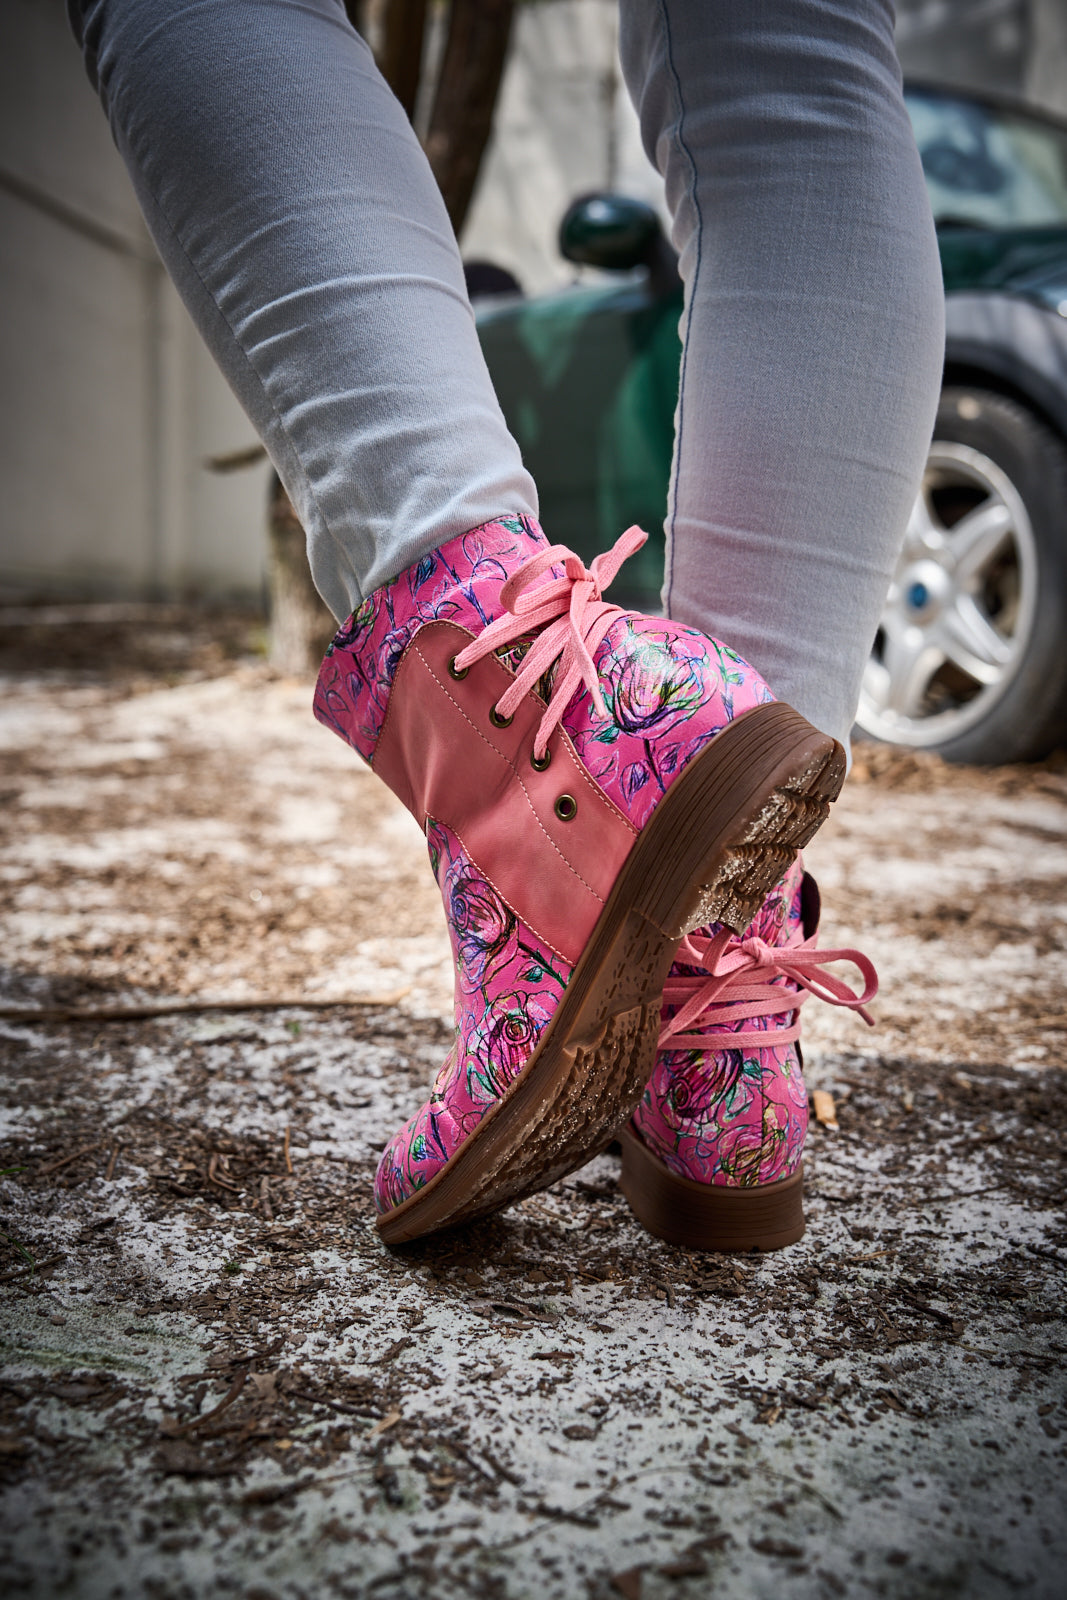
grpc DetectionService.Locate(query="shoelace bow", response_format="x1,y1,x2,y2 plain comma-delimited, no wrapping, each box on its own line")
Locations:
452,525,647,760
658,926,878,1052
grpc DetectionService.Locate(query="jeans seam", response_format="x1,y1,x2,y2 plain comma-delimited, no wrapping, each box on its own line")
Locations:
655,0,703,622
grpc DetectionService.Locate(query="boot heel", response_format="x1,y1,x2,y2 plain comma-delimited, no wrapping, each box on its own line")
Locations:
619,1123,805,1251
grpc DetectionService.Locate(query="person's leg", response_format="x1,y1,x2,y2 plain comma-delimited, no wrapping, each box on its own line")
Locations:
69,0,536,621
619,0,945,750
70,0,850,1243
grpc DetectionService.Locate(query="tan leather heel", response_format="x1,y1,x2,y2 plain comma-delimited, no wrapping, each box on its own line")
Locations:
618,1122,805,1251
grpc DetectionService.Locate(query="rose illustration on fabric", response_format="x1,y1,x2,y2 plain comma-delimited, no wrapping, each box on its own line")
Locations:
555,614,772,831
327,593,377,656
716,1102,789,1186
600,622,708,740
465,989,555,1101
658,1047,747,1122
445,859,517,993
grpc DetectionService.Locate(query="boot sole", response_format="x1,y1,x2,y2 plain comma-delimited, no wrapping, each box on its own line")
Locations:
377,700,843,1245
618,1122,805,1251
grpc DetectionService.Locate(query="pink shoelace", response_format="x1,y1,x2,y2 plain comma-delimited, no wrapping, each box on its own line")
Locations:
658,926,878,1053
452,526,646,761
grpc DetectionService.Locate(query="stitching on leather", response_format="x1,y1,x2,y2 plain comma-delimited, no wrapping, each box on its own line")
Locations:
413,635,622,902
375,621,476,760
552,721,638,835
448,821,578,969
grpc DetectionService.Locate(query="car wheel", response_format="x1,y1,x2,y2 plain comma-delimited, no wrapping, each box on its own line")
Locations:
857,387,1067,764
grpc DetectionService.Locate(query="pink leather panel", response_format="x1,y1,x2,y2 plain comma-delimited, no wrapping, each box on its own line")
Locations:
373,621,638,967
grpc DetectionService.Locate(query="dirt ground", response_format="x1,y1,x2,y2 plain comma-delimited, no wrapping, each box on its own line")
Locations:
0,607,1064,1600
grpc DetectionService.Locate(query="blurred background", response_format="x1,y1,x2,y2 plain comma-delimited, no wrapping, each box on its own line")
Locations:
2,0,1066,753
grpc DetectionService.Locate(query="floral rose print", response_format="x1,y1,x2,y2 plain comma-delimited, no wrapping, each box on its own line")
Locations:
661,1047,749,1123
600,623,707,739
444,860,517,993
561,617,772,831
465,989,555,1100
373,819,572,1213
312,515,784,1215
313,515,549,763
716,1104,789,1186
632,856,810,1189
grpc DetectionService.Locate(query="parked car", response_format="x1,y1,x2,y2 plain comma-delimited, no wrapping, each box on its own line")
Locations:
474,84,1067,763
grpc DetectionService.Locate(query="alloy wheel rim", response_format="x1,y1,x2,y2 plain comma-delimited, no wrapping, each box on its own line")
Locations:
857,440,1038,749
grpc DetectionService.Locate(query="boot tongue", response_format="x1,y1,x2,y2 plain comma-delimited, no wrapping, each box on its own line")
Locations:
493,635,560,703
449,524,647,761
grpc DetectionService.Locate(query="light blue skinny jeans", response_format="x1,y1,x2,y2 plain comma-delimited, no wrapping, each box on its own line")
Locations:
70,0,944,751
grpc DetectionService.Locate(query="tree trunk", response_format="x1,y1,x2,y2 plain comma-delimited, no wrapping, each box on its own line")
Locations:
378,0,428,120
267,473,335,676
424,0,516,232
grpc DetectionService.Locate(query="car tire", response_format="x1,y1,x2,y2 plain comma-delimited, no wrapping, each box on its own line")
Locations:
858,387,1067,764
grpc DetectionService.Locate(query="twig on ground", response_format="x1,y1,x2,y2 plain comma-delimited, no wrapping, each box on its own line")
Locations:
530,1499,600,1528
367,1409,402,1438
0,1253,66,1284
162,1370,247,1437
207,1154,241,1194
104,1143,121,1182
239,1477,317,1507
37,1144,102,1178
473,1441,523,1487
288,1390,377,1419
372,1337,414,1367
283,1126,293,1176
442,1436,497,1484
0,991,409,1025
899,1292,957,1328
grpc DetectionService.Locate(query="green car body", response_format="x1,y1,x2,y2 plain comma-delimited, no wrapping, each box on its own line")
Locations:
477,278,683,605
476,211,1067,609
474,86,1067,761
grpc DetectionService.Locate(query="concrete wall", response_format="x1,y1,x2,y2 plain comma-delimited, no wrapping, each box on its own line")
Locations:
3,0,1066,601
896,0,1067,119
0,0,269,603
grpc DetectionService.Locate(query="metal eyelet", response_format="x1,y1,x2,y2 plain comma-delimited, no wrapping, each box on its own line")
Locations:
554,794,577,821
489,705,514,729
448,656,470,680
530,749,552,772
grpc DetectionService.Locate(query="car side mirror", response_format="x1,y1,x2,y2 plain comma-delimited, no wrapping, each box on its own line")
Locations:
559,194,680,297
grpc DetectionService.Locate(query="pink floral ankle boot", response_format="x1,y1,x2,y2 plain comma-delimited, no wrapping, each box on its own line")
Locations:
314,515,847,1243
619,854,877,1250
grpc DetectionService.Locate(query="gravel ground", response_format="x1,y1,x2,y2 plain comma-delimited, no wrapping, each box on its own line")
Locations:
1,610,1065,1600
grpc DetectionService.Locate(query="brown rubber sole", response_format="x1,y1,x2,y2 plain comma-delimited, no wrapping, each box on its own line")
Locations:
618,1122,805,1251
377,699,844,1246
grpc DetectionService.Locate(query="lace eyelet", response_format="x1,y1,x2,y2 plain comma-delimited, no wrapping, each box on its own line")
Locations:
448,656,470,680
489,706,514,729
530,749,551,772
554,794,577,821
